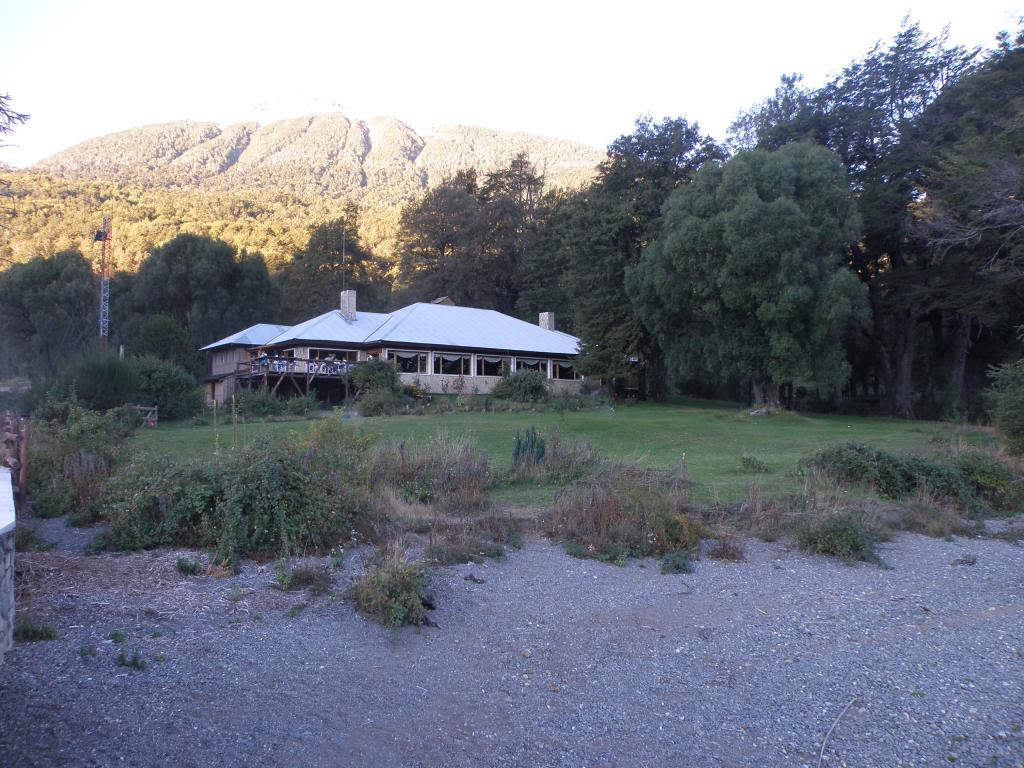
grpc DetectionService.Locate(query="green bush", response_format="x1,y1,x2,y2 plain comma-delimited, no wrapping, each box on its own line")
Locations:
350,546,432,627
14,617,57,643
491,370,548,403
799,442,983,514
285,392,318,416
370,433,492,510
548,465,701,563
660,551,694,574
351,359,401,395
233,387,286,417
50,352,142,411
359,388,402,417
795,513,879,564
101,429,373,562
512,427,546,470
988,357,1024,455
28,397,138,522
133,355,204,420
950,451,1021,513
130,314,202,375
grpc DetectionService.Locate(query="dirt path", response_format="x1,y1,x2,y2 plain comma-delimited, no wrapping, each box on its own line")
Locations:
2,534,1023,767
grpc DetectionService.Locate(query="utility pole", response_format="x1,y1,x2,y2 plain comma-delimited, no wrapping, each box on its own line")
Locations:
94,216,111,351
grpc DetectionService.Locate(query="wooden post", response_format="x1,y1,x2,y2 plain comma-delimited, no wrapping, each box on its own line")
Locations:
17,421,28,493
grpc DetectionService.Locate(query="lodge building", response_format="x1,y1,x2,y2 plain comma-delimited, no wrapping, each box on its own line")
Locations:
201,291,582,404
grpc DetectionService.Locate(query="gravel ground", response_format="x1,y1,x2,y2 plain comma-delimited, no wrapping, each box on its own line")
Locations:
2,532,1023,768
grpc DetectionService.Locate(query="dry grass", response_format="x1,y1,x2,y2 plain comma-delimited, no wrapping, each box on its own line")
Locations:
425,517,522,565
706,534,745,561
369,433,492,511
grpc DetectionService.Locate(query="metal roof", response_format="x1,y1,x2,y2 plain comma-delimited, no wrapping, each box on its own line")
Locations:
201,304,580,356
200,323,292,351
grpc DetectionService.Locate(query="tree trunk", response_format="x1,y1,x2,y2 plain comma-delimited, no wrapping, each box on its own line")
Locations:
947,313,973,414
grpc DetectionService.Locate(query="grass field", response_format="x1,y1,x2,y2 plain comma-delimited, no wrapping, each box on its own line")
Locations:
130,401,996,505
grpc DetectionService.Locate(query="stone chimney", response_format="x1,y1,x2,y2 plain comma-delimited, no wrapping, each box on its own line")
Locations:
538,312,555,331
340,290,357,322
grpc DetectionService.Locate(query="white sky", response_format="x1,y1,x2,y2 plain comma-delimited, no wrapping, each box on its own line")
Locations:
1,0,1020,167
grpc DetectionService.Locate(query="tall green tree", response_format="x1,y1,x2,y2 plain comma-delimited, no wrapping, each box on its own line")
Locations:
0,250,97,378
627,143,866,408
729,21,980,416
562,116,724,396
277,212,389,322
128,234,279,348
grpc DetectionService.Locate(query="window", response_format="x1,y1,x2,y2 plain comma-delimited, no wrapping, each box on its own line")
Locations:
309,348,357,362
434,353,471,375
552,360,581,380
476,355,509,377
388,350,427,373
515,357,544,374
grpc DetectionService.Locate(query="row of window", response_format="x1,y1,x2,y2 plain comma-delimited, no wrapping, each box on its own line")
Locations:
386,351,580,380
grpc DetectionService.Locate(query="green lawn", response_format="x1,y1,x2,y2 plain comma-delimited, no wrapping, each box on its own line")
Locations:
131,401,995,505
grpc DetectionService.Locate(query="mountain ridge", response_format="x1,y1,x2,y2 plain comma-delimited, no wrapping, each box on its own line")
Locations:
31,113,604,201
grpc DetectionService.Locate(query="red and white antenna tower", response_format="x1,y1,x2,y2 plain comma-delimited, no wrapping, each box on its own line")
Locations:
94,216,112,351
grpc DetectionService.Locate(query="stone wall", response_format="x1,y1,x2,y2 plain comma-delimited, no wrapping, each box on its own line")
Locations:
0,467,15,665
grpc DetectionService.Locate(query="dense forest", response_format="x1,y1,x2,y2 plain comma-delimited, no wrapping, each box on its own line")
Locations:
1,21,1022,421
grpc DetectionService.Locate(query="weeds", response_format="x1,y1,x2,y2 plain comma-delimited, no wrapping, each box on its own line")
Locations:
108,630,126,643
660,551,694,574
284,603,307,619
370,433,492,511
795,513,880,564
175,557,201,576
740,454,770,474
116,648,146,671
707,534,745,561
425,518,520,565
275,561,332,593
79,644,97,658
15,525,54,552
547,464,702,564
350,545,432,628
14,618,57,643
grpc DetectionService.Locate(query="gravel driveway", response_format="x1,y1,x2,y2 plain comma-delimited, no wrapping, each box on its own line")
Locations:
2,531,1023,767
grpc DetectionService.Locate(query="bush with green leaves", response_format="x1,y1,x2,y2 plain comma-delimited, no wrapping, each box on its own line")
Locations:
351,359,401,395
799,442,984,515
28,396,139,522
795,513,879,564
548,465,702,564
285,392,318,416
369,433,492,510
987,356,1024,455
102,427,376,563
512,427,546,470
350,546,432,627
233,387,286,417
358,387,402,417
950,451,1021,513
132,355,204,420
491,370,548,403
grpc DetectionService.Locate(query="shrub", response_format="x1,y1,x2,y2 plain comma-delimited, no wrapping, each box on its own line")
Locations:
102,434,359,562
15,524,54,552
512,427,546,470
132,355,204,420
799,442,983,514
660,551,694,574
425,518,520,565
707,535,745,561
176,557,201,576
370,434,492,511
351,360,401,395
130,314,201,375
116,648,146,671
275,562,332,593
28,397,136,522
50,352,142,412
491,370,548,403
988,355,1024,454
285,392,318,416
233,387,285,417
547,465,701,563
795,513,879,564
950,451,1021,513
740,454,770,473
15,617,57,642
350,546,432,627
358,388,402,417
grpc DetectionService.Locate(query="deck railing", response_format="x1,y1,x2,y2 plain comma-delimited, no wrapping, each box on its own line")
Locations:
237,357,359,379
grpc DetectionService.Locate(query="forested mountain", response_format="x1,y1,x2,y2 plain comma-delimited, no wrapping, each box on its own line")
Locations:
0,114,601,269
29,114,601,197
